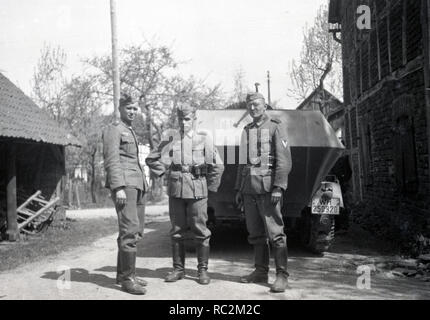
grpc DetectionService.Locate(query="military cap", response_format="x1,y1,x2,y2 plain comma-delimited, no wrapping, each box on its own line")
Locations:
177,103,196,119
246,92,265,103
119,93,134,108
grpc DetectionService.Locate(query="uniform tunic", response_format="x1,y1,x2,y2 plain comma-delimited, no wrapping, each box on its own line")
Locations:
235,114,292,247
146,129,224,246
103,120,148,252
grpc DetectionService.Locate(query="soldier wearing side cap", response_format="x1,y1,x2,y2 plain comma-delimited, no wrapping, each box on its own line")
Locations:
235,92,292,293
102,94,148,295
146,102,224,285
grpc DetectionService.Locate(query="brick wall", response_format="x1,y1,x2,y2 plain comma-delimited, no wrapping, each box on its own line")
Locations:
339,0,430,252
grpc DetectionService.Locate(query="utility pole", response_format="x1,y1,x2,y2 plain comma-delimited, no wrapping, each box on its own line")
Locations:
110,0,120,120
423,0,430,177
267,71,271,106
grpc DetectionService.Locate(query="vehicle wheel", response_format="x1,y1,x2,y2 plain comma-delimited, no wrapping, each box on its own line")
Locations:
299,208,335,254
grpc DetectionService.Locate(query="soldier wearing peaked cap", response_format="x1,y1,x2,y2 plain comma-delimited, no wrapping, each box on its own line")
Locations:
245,92,265,102
102,94,148,295
235,92,292,293
146,102,224,285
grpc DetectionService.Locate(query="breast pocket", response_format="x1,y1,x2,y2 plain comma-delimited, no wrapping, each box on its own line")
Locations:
171,142,182,164
192,146,205,164
120,135,136,154
260,131,271,153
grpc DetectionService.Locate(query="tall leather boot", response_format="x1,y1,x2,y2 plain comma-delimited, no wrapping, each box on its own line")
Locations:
116,250,122,281
165,241,186,282
197,245,210,285
240,243,269,283
271,245,289,293
119,251,146,295
116,251,148,286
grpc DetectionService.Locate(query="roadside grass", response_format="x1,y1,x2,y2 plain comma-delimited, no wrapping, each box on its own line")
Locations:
0,217,118,272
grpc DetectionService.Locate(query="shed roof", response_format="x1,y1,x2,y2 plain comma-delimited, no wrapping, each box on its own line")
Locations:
0,73,81,147
296,87,342,111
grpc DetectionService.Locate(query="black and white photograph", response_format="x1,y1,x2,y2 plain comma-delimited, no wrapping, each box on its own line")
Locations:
0,0,430,304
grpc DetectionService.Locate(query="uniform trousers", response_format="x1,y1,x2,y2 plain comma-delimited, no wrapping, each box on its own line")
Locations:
169,197,211,247
112,187,146,253
243,193,287,247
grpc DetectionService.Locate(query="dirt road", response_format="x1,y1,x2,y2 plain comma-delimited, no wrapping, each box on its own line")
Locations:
0,206,429,300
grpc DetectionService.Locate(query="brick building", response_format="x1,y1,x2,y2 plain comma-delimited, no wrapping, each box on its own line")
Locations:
328,0,430,249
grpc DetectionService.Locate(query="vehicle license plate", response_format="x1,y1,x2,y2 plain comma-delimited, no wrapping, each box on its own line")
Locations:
311,198,340,215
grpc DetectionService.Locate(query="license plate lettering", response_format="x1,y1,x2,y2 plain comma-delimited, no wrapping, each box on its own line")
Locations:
312,198,340,215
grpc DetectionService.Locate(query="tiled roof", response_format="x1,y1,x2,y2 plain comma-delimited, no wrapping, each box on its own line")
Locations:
296,87,342,111
0,73,81,147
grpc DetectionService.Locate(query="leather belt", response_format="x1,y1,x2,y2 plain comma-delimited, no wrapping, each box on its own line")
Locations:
171,164,208,176
171,164,191,172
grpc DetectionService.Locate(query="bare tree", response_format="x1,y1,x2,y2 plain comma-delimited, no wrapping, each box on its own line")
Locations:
85,40,224,145
62,75,106,204
32,44,68,122
32,46,107,205
287,4,342,103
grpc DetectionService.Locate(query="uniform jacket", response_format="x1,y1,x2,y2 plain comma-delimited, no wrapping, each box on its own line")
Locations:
102,120,148,192
235,113,292,195
146,129,224,199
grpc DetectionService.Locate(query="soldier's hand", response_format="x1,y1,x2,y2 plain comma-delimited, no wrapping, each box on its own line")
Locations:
235,192,243,206
115,189,127,206
271,187,283,206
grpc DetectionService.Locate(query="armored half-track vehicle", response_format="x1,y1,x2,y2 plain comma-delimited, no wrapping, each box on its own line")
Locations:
195,109,345,254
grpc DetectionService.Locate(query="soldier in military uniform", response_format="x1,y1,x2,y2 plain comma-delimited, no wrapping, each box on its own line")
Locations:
102,94,148,295
235,92,292,293
146,103,224,285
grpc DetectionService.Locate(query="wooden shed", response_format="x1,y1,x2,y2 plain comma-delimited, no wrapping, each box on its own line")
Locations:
0,73,81,241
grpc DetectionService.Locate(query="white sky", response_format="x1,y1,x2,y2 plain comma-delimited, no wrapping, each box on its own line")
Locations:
0,0,327,109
